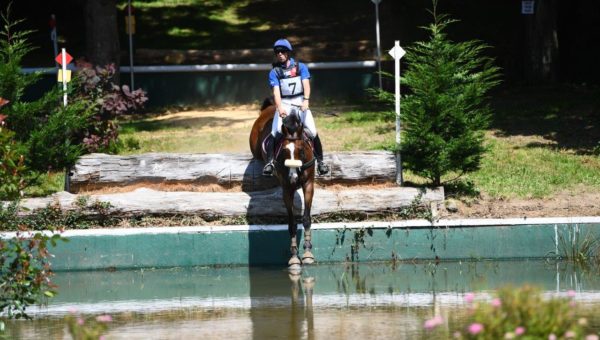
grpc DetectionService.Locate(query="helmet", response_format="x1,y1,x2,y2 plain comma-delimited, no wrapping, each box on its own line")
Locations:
273,38,292,52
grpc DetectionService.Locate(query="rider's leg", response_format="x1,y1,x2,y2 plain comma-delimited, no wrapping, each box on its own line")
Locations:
302,109,329,175
312,134,329,175
263,112,283,176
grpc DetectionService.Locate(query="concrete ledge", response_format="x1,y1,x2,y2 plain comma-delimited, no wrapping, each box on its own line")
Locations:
3,217,599,271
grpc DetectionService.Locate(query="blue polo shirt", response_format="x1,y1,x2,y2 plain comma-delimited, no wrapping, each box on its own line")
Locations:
268,58,311,88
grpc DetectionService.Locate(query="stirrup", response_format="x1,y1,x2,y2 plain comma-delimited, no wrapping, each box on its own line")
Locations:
317,161,329,175
263,161,274,176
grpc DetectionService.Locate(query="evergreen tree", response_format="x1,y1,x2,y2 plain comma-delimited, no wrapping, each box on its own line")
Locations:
401,3,501,186
0,6,92,172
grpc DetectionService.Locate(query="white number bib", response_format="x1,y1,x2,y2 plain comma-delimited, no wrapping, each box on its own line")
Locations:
279,76,303,97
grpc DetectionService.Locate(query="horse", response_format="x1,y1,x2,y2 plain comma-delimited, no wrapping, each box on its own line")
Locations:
249,98,316,270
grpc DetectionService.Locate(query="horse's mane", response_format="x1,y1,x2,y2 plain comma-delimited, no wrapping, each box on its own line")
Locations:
260,96,275,111
283,109,302,134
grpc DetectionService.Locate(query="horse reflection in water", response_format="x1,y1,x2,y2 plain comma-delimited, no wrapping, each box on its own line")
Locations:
249,98,317,270
248,267,315,340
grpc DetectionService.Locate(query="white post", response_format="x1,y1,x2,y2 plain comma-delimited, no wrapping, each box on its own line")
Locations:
127,0,135,89
60,48,69,192
394,40,402,185
61,48,67,107
372,0,382,89
388,40,405,185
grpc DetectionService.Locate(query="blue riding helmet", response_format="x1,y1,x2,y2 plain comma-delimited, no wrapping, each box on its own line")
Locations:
273,39,292,51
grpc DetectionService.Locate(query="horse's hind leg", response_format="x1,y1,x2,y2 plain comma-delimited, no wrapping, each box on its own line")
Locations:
284,189,302,270
301,183,315,265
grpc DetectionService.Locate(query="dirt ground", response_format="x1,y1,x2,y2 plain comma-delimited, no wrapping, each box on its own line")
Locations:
119,106,600,220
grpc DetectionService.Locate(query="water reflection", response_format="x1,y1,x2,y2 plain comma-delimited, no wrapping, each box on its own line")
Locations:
5,261,600,339
247,267,315,339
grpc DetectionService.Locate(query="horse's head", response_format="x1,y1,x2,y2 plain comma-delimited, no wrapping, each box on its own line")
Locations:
282,109,302,135
278,108,314,187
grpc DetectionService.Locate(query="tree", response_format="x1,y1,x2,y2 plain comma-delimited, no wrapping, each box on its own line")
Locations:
400,4,501,186
524,0,559,83
84,0,120,80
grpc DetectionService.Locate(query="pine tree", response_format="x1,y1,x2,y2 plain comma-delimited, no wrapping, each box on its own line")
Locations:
401,3,501,186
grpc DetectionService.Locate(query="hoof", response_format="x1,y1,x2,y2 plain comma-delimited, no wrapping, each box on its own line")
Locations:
302,251,315,265
288,256,301,266
302,276,315,286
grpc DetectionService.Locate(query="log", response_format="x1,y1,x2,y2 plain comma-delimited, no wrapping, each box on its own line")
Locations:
68,152,397,193
12,186,444,219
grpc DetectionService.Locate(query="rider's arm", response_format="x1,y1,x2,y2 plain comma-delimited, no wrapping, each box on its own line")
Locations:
273,86,286,117
301,79,310,111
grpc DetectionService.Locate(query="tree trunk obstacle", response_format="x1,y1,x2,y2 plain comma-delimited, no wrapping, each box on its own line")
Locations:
68,152,398,192
16,187,444,219
15,152,444,219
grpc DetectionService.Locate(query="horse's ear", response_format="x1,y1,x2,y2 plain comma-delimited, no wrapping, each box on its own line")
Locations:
261,96,275,111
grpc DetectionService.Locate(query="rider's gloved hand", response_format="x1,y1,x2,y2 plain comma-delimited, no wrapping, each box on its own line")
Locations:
301,99,309,112
278,106,287,118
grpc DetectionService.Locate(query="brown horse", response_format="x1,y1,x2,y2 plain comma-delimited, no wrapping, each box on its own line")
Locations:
249,98,316,269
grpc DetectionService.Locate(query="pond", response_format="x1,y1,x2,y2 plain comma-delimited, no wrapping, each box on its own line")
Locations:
5,260,600,339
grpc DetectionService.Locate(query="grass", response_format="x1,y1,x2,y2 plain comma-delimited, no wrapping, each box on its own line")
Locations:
111,87,600,201
19,87,600,202
467,134,600,198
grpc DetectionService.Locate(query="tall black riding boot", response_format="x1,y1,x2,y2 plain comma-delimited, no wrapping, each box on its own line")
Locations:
263,133,282,176
313,135,329,175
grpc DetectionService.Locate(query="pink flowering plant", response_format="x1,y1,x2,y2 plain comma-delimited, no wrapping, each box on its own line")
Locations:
454,285,591,339
66,313,112,340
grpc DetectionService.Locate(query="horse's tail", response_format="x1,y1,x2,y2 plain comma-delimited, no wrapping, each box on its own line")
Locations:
260,96,275,112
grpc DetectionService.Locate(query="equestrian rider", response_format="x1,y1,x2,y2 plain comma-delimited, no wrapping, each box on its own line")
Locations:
262,38,330,176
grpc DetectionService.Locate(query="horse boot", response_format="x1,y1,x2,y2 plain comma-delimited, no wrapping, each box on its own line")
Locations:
312,134,329,176
263,132,283,176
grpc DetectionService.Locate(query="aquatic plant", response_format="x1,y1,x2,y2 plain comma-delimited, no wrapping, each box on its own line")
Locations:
556,225,600,266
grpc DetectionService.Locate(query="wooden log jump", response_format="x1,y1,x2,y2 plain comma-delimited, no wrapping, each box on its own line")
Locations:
15,186,444,219
68,151,397,193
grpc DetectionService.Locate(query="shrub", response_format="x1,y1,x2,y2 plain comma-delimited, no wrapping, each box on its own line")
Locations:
0,231,64,319
399,2,501,185
74,61,148,153
453,286,592,339
65,313,112,340
0,98,26,200
0,6,93,173
0,6,147,177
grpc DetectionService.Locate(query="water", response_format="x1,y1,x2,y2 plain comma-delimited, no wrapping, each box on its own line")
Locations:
5,260,600,339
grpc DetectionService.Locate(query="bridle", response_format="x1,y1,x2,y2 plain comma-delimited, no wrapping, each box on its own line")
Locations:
278,114,316,175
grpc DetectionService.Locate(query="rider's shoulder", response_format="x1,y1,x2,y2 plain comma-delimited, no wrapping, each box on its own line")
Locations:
296,60,309,71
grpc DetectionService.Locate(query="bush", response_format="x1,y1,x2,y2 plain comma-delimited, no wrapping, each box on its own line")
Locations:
0,99,26,200
0,6,147,177
450,286,593,339
66,313,112,340
399,2,501,185
74,61,147,153
0,231,64,319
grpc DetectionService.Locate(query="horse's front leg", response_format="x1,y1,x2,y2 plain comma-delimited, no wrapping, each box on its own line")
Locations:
301,181,315,265
283,187,301,269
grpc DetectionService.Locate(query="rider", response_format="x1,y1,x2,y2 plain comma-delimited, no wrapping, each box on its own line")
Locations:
262,38,329,176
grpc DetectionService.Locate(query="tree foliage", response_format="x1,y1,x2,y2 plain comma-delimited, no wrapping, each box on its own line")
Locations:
400,3,501,185
0,5,147,177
